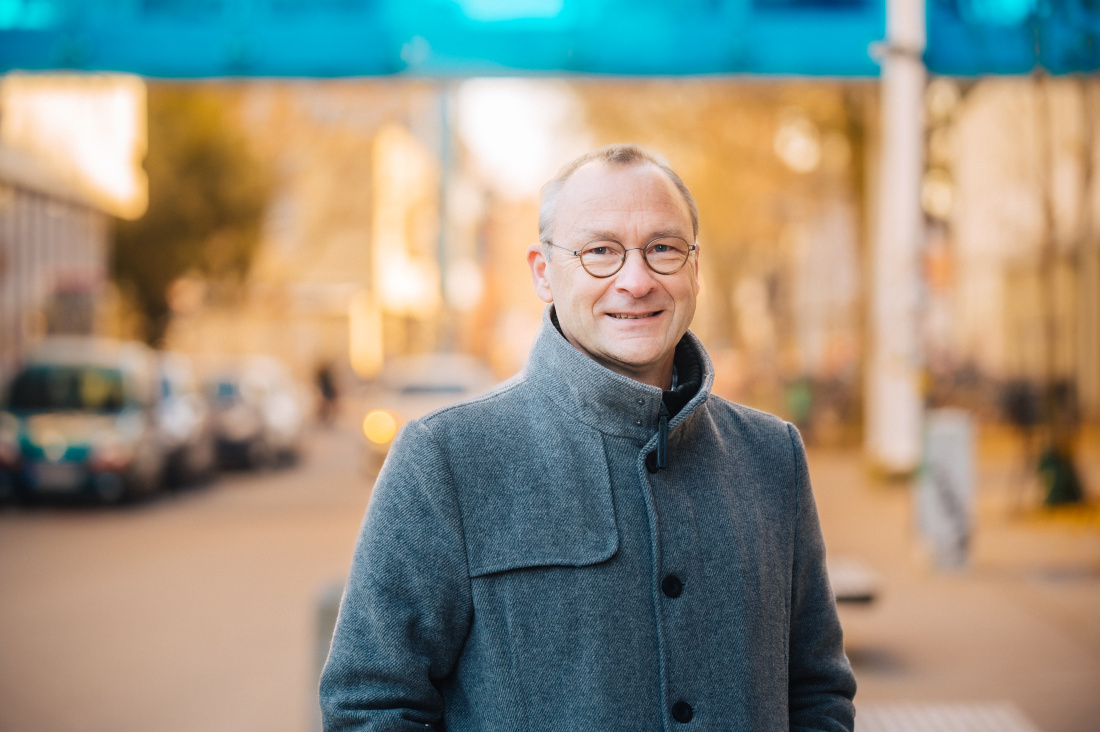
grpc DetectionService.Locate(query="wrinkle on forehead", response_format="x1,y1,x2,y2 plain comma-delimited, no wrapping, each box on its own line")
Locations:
574,228,690,242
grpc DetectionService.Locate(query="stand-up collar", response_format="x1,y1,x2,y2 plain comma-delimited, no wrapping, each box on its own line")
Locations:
524,306,715,442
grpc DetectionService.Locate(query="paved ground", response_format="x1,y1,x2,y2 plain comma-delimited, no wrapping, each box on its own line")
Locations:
0,424,370,732
827,428,1100,732
0,419,1097,731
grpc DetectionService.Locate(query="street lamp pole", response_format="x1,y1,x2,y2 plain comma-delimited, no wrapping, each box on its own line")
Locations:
866,0,926,475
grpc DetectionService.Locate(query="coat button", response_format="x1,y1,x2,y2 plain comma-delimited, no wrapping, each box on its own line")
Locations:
672,701,693,723
646,451,658,473
662,574,683,598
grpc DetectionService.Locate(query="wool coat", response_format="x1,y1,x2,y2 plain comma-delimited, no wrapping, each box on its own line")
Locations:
321,307,857,731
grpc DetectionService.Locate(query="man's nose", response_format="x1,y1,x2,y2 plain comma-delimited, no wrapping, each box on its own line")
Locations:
613,247,658,296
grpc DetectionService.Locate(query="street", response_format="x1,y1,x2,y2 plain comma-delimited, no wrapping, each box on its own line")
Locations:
1,422,1098,731
0,424,368,732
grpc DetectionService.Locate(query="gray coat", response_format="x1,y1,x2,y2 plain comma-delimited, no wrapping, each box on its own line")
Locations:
321,308,856,731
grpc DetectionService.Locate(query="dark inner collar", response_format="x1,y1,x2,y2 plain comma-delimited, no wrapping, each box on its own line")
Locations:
663,339,702,418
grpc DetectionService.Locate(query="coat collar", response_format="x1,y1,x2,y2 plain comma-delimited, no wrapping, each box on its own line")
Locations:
524,306,715,442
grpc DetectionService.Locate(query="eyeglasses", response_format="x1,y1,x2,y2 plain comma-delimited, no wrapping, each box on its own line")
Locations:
544,235,697,278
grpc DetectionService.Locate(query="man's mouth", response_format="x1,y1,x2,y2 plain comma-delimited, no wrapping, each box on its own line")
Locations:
608,311,660,319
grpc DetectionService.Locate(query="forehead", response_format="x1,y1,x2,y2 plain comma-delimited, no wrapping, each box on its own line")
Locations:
553,161,692,240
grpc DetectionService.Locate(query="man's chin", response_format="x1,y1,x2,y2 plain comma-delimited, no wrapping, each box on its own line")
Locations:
593,343,676,378
560,321,680,382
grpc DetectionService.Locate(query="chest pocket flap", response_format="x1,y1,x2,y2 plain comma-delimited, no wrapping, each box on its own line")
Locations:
449,421,618,578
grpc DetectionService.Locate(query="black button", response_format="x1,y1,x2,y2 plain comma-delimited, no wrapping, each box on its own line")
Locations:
646,451,658,473
672,701,693,723
662,574,683,598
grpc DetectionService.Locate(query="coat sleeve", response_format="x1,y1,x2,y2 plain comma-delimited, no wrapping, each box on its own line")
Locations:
786,423,858,732
320,420,473,731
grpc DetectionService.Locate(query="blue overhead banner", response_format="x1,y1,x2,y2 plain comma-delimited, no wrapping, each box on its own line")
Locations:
0,0,1095,77
926,0,1100,75
0,0,885,77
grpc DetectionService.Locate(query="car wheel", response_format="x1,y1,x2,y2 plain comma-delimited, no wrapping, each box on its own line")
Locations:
13,485,36,507
94,473,127,504
246,440,272,470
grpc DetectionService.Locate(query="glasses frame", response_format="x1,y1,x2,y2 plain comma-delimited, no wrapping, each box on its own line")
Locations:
545,235,698,278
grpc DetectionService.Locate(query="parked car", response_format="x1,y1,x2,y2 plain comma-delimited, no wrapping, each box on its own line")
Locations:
208,355,306,469
360,353,498,474
157,352,217,487
0,337,166,504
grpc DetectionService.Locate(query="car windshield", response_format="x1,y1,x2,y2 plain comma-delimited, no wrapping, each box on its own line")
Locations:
6,366,127,413
212,380,239,403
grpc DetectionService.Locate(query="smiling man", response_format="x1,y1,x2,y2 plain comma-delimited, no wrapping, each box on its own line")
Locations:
321,145,857,731
530,154,699,390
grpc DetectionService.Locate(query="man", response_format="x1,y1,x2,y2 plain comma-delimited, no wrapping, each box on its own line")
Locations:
321,144,857,731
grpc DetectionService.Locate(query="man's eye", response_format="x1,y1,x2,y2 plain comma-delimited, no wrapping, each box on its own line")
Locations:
649,238,686,254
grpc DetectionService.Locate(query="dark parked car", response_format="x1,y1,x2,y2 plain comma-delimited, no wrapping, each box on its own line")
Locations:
0,337,166,504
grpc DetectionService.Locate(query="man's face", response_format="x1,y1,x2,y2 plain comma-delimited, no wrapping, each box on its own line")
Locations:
528,161,699,388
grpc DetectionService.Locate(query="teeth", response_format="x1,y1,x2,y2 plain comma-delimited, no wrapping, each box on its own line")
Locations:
610,312,656,319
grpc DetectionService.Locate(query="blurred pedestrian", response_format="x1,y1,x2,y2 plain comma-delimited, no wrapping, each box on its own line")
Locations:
321,145,856,730
315,362,339,427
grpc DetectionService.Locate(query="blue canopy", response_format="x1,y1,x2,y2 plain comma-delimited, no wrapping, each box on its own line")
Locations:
0,0,1095,77
927,0,1100,75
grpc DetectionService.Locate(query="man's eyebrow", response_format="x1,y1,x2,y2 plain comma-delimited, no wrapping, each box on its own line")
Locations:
574,229,620,242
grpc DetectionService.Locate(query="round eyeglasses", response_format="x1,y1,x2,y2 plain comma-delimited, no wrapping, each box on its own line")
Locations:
545,235,697,278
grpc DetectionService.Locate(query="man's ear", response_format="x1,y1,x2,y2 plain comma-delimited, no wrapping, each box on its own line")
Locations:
527,243,554,304
692,241,700,293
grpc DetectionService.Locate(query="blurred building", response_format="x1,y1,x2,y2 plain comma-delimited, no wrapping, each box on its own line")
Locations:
162,82,453,387
0,74,146,382
157,75,1100,434
0,146,110,379
925,76,1100,423
164,79,872,423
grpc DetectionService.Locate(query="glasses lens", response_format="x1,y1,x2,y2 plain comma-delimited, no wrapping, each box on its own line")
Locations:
644,237,691,274
579,240,626,276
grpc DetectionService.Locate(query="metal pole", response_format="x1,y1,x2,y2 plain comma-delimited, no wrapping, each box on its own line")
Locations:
437,82,454,351
865,0,926,474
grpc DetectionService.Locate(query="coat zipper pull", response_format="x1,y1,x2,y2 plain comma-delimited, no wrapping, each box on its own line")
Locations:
657,401,669,469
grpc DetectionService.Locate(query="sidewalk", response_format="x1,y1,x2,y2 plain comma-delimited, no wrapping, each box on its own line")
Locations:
810,429,1100,732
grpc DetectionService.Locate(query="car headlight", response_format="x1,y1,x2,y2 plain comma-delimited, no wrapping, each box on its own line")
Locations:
363,410,398,445
90,432,133,471
39,429,68,462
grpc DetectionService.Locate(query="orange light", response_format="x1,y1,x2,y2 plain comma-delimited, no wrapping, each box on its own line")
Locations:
362,410,398,445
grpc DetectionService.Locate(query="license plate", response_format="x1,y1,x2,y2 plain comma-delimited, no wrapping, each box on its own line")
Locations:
32,462,84,491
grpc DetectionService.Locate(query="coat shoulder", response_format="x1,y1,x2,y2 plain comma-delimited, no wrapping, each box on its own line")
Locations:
702,394,795,447
691,395,804,487
420,371,532,426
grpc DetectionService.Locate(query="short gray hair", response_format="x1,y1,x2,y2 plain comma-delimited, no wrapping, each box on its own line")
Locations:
538,144,699,254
